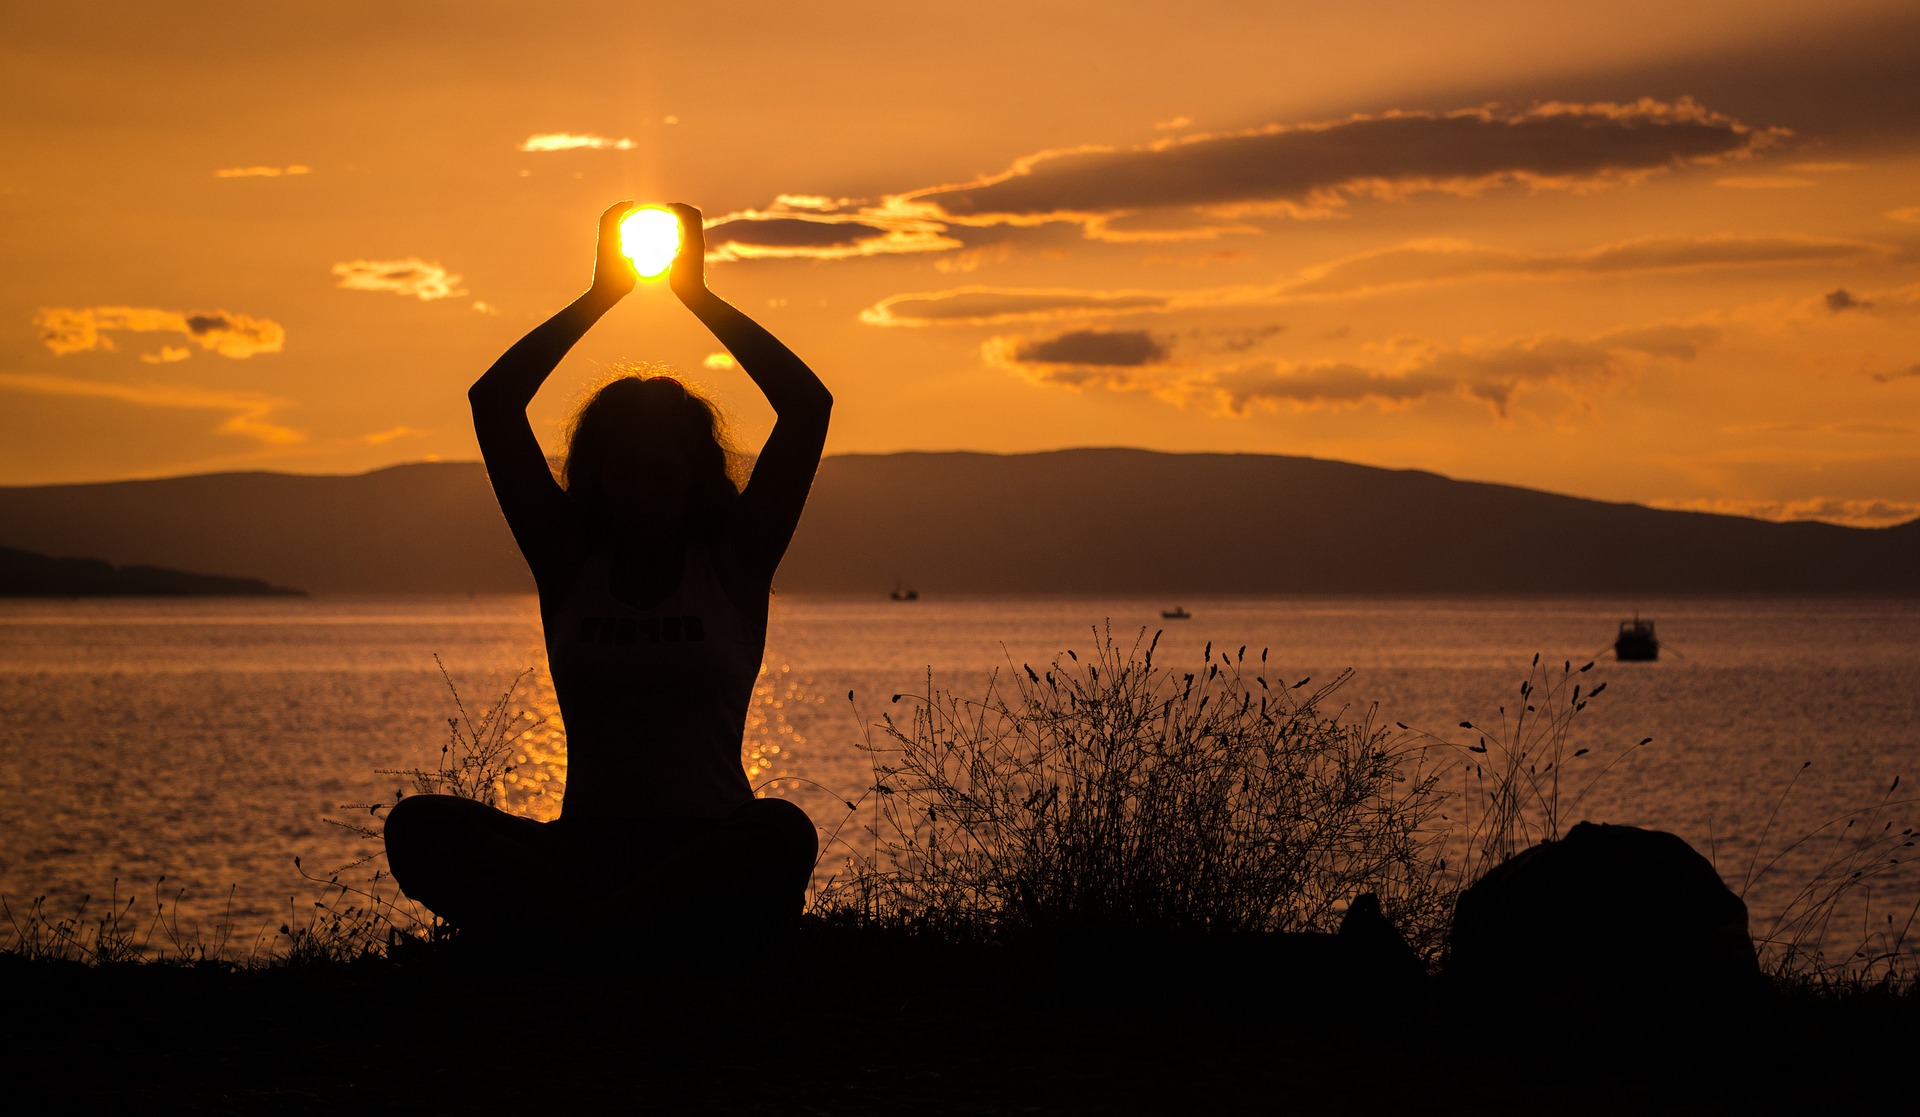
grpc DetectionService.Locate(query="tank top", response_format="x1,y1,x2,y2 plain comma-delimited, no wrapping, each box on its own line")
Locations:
543,542,763,819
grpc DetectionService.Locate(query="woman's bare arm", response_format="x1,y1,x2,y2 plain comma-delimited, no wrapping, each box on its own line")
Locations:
667,204,832,590
470,201,637,589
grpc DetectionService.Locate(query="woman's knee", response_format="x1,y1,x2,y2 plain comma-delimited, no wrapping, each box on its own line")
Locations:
383,795,501,880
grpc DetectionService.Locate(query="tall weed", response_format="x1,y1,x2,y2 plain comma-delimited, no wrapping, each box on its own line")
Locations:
1411,653,1651,903
819,627,1453,953
1736,763,1917,984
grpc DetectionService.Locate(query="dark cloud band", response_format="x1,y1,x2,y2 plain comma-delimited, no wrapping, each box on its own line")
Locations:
914,100,1770,224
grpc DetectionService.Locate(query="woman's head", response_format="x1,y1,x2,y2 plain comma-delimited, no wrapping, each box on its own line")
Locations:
561,369,743,534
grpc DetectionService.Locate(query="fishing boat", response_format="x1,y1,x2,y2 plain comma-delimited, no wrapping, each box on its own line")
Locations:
1161,606,1191,620
889,581,918,602
1614,615,1658,661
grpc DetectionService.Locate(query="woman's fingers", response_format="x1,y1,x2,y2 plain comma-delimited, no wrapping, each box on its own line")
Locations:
665,203,707,296
592,200,640,297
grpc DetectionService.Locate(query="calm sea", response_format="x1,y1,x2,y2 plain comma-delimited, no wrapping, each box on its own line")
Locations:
2,595,1916,965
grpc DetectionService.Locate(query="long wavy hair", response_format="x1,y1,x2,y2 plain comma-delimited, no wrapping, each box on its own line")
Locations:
559,368,746,537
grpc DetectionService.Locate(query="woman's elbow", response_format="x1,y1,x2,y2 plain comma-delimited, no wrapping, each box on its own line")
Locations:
781,384,832,423
805,390,833,427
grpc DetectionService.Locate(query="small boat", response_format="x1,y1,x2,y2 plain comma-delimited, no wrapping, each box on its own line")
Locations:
889,581,918,602
1614,615,1658,661
1161,606,1191,620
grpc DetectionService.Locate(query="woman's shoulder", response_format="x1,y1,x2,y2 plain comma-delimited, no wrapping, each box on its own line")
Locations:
530,520,598,602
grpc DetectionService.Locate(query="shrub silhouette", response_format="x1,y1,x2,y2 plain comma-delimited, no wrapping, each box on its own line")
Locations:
827,628,1452,952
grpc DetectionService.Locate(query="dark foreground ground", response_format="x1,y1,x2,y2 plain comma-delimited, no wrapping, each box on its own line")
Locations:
3,931,1915,1115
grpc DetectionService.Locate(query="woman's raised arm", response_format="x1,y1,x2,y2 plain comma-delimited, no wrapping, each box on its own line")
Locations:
468,201,638,589
666,204,832,589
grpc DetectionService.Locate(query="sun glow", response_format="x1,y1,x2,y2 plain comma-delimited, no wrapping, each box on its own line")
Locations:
619,207,682,278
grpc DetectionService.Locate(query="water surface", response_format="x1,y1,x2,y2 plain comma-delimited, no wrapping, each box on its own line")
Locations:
2,595,1914,965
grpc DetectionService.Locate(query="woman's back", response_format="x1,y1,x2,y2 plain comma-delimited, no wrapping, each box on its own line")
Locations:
543,541,762,819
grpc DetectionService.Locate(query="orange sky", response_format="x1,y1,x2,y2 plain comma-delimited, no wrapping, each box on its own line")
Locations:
3,0,1917,525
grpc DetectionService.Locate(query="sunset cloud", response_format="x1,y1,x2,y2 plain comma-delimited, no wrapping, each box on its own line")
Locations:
906,99,1772,233
865,234,1881,326
0,372,303,445
1646,497,1920,529
702,199,959,261
360,425,429,445
1280,234,1884,300
1005,325,1719,419
330,258,467,301
517,133,633,152
863,287,1179,327
719,99,1774,264
1714,175,1812,189
34,306,286,359
983,329,1170,375
214,164,311,178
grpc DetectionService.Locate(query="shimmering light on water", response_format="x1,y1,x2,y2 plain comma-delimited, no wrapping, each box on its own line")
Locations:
1,595,1914,966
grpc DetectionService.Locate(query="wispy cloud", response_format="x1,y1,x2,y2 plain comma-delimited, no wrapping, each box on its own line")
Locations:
863,233,1881,326
1646,497,1920,528
360,425,429,445
1888,207,1920,225
1720,420,1912,435
0,371,303,445
517,133,633,152
1001,324,1719,419
983,329,1170,375
214,164,310,178
33,306,286,359
1281,234,1883,299
864,287,1177,327
703,198,959,261
1714,175,1813,189
330,258,467,301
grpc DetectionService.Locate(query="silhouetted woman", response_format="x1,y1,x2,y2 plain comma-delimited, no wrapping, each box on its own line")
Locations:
384,202,828,945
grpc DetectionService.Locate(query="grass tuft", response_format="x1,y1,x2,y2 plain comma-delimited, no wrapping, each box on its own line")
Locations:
815,625,1454,956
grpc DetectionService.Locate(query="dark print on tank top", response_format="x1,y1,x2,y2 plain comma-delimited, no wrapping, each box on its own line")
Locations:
544,544,765,819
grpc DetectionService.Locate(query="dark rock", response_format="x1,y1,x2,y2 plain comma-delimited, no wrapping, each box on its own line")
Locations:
1339,891,1428,989
1446,821,1761,1005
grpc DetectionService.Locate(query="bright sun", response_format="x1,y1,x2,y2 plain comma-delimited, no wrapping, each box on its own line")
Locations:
619,207,682,277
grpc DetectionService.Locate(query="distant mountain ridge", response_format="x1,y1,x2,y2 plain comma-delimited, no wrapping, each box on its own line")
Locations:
0,544,301,597
0,451,1913,595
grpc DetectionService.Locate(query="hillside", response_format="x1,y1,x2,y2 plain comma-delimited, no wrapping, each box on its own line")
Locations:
0,451,1913,594
0,545,301,597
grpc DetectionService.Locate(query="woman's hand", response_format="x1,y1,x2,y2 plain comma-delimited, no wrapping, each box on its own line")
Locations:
590,199,639,302
665,202,708,302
